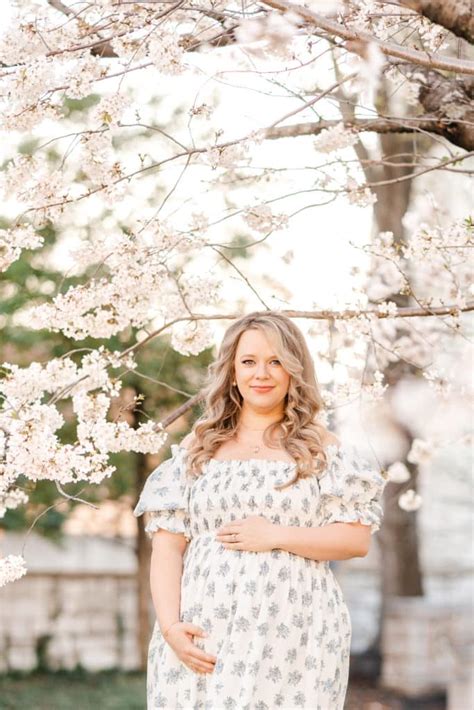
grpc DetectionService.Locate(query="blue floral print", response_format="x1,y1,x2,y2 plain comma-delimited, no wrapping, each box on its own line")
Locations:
134,441,386,709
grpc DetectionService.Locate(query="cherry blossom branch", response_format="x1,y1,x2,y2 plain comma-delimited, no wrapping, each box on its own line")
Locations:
360,151,474,189
46,1,184,58
260,0,474,75
159,391,204,428
119,299,474,361
20,119,472,221
131,370,194,397
152,296,474,430
265,116,468,141
265,73,357,130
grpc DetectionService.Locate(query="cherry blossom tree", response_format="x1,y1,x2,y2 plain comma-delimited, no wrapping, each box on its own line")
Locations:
0,0,473,593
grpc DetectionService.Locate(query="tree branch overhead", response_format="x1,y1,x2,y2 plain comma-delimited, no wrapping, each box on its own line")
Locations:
399,0,474,44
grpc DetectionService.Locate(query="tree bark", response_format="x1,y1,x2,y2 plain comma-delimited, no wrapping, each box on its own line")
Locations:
399,0,474,44
125,379,154,671
368,131,425,598
135,452,152,670
343,128,424,680
397,65,474,151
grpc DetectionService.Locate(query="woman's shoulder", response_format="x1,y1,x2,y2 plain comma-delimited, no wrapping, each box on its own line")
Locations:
180,433,195,449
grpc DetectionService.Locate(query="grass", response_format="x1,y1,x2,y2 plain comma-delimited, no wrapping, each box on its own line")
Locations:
0,670,146,710
0,671,446,710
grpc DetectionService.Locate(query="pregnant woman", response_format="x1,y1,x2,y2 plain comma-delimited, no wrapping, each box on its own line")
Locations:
134,310,386,709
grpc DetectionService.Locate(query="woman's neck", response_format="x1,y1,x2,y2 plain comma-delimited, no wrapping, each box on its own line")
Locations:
238,405,283,431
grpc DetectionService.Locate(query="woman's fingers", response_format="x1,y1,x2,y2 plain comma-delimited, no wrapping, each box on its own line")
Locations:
188,644,217,665
192,651,217,666
190,661,214,673
187,657,215,673
186,649,217,673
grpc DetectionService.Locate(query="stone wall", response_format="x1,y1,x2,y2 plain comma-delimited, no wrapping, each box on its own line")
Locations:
0,534,141,673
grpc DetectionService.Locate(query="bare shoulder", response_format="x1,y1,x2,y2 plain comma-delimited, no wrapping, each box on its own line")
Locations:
180,433,195,449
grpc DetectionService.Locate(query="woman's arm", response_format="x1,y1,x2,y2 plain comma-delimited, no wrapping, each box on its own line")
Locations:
150,529,188,636
272,521,371,561
216,516,371,560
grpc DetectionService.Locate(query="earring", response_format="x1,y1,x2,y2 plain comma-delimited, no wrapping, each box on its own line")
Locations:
232,380,236,386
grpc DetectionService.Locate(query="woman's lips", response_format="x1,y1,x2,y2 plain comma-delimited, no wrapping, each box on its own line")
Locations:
251,386,274,393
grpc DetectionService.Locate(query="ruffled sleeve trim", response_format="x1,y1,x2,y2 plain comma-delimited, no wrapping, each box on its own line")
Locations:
318,442,387,534
133,444,191,541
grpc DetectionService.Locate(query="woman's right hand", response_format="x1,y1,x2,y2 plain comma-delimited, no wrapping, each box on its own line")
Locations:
164,622,217,674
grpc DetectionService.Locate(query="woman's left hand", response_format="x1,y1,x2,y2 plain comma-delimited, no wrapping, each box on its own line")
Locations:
215,516,279,553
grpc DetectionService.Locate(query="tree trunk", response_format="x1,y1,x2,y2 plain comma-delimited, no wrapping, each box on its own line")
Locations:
347,131,425,679
135,451,152,671
126,381,153,670
371,131,424,598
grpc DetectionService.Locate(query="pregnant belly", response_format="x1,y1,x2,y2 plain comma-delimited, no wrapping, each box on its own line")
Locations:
179,533,350,659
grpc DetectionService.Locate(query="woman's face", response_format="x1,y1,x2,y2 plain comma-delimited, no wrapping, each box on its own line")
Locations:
233,329,290,413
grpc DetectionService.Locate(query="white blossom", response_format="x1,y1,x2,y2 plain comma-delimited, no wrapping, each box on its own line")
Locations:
74,392,168,454
243,204,289,234
407,438,434,466
373,231,395,255
392,332,430,367
0,154,67,220
422,366,452,398
204,142,249,169
65,55,105,99
417,18,449,52
367,259,404,301
0,488,29,518
377,301,398,317
0,56,60,131
314,124,358,154
20,227,220,339
90,94,130,128
188,212,210,233
171,320,214,356
387,462,411,484
0,225,44,272
80,131,122,187
189,104,213,121
235,12,300,56
363,370,387,401
146,32,185,75
346,183,377,208
0,555,27,588
311,1,342,13
398,489,423,512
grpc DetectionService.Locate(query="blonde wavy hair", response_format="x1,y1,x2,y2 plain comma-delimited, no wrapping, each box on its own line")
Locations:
185,311,330,488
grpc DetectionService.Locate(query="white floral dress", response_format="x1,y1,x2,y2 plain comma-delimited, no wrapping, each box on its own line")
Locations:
134,442,386,710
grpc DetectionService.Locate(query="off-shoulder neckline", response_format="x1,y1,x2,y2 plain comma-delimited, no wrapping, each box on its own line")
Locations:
172,442,342,466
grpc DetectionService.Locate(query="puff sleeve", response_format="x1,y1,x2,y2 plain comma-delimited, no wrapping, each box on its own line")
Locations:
133,444,192,541
318,442,387,534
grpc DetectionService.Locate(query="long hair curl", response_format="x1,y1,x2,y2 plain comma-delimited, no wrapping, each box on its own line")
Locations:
186,311,329,488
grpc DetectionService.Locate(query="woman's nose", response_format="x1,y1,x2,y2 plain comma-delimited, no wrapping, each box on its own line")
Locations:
255,363,269,378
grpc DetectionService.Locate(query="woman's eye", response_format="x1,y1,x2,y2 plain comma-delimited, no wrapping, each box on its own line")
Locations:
241,358,280,365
